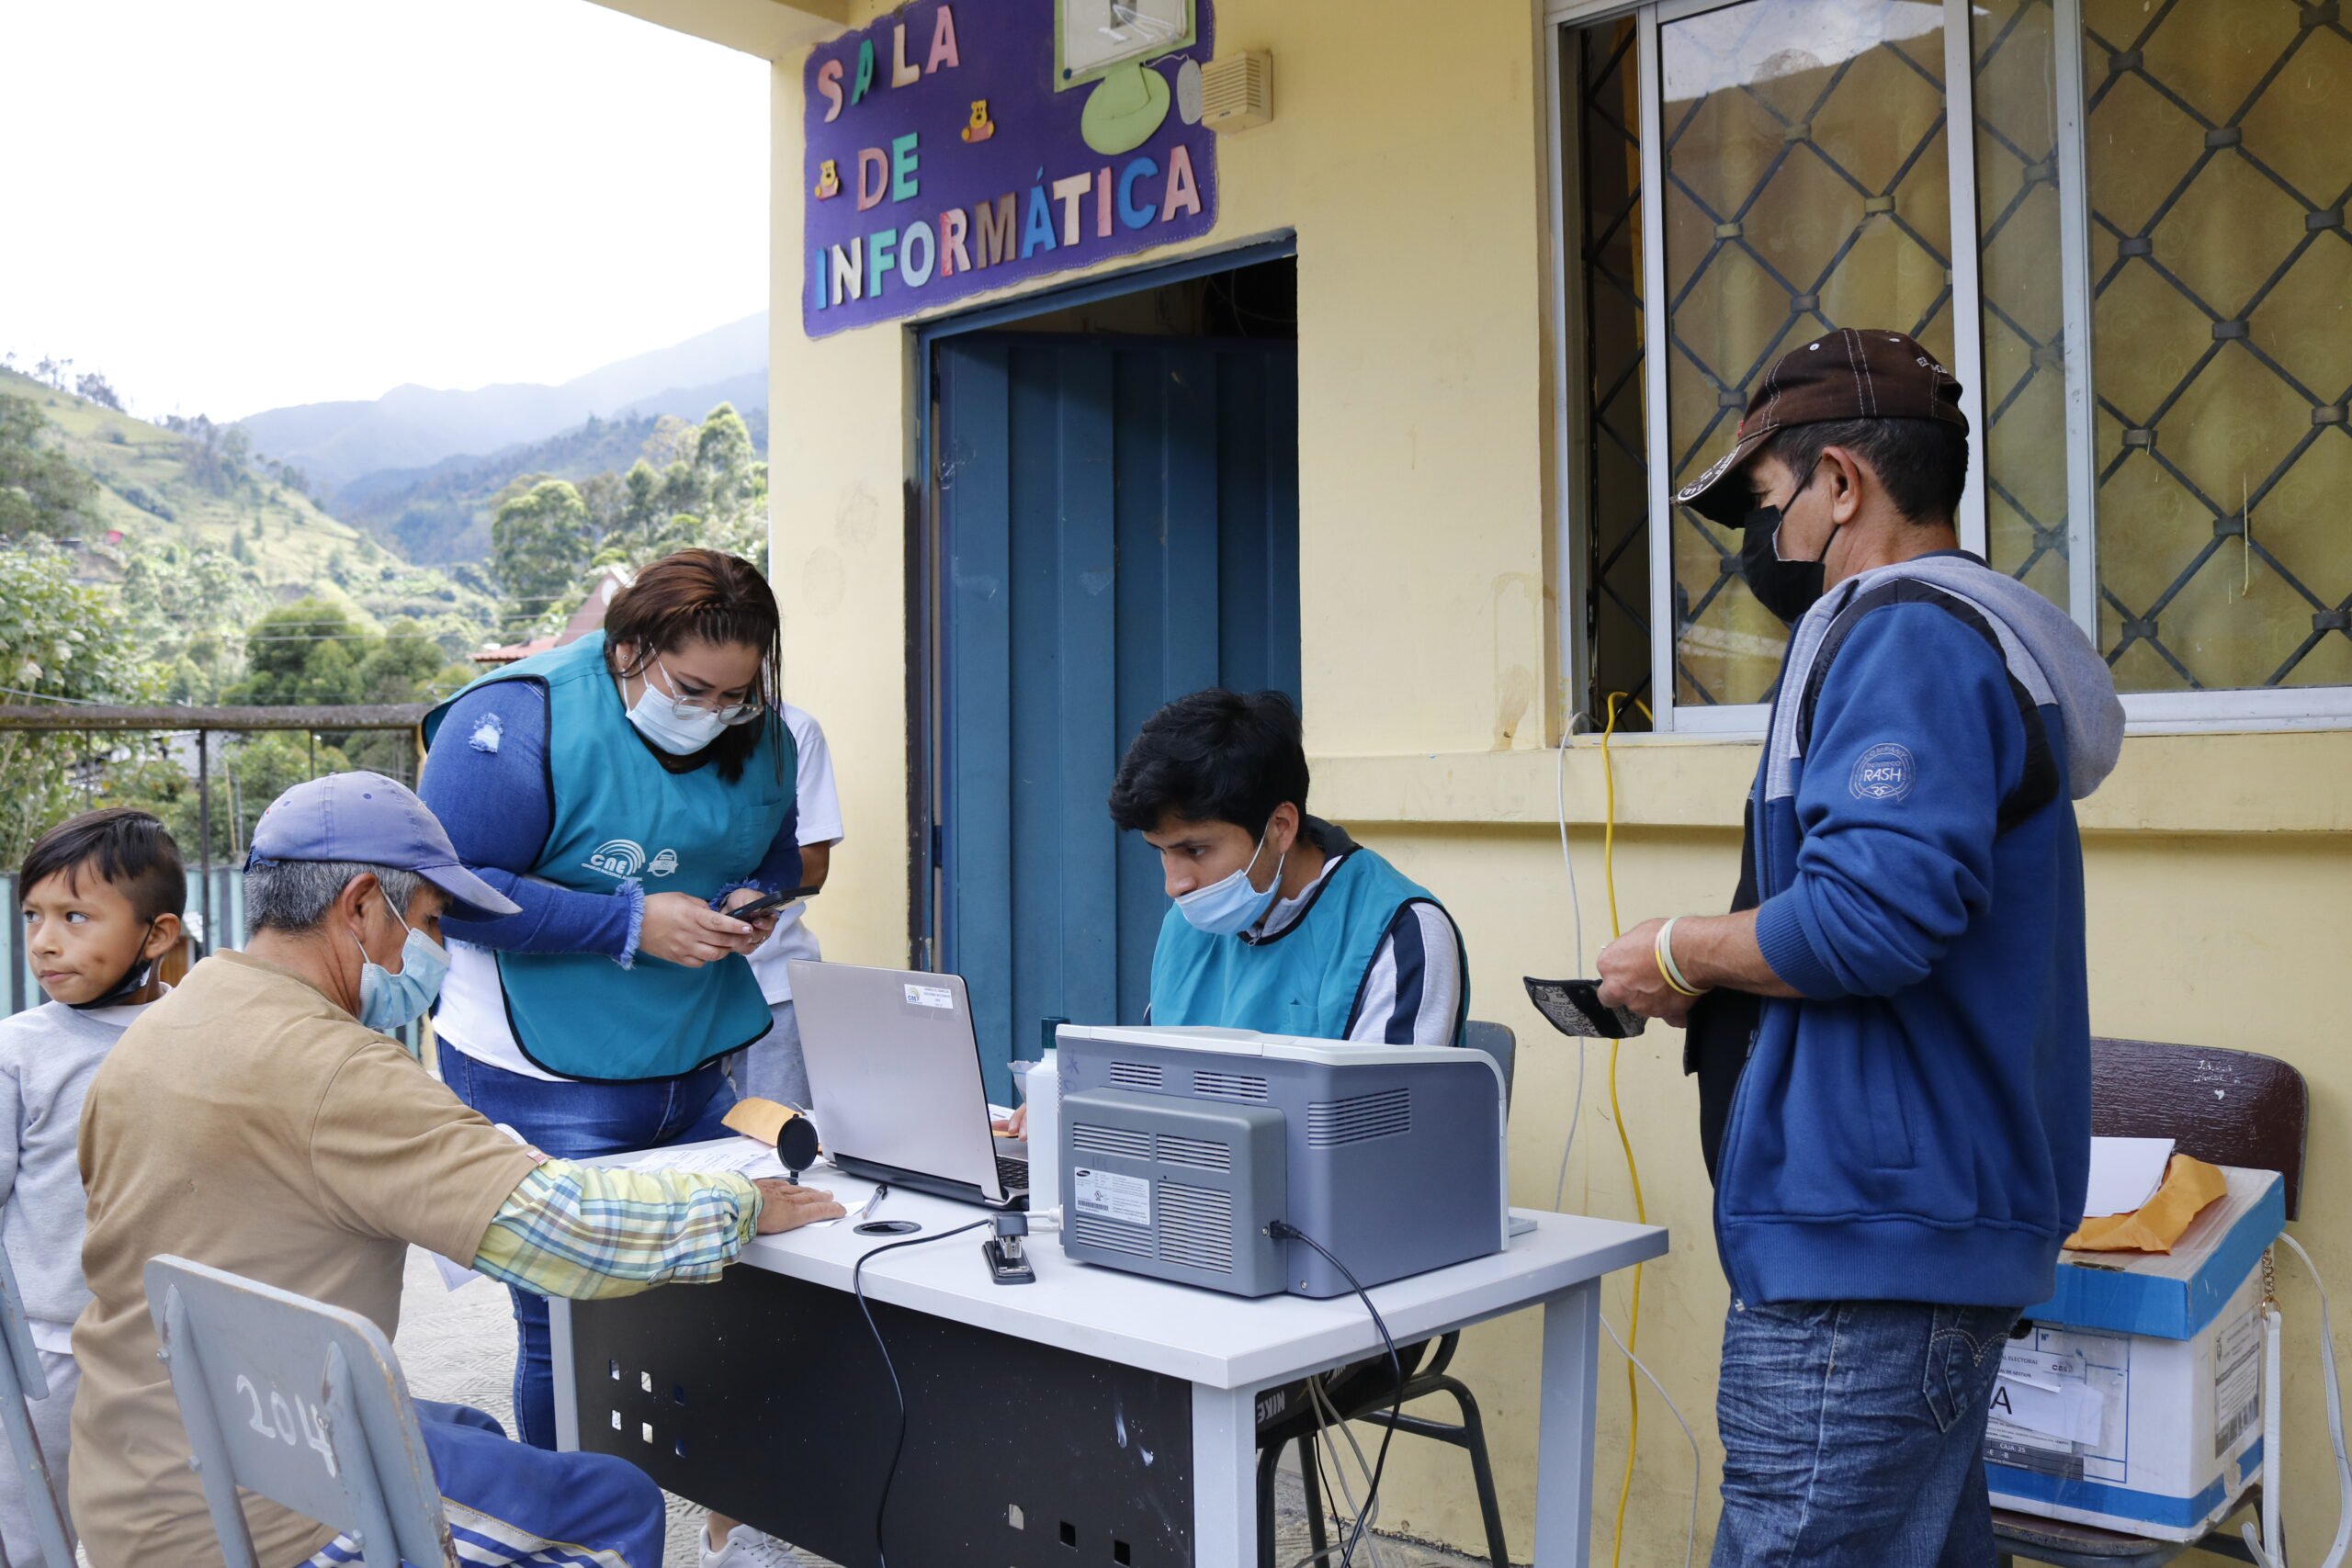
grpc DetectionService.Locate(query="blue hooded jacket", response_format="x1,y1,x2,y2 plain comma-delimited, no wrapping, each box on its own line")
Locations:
1718,554,2124,1310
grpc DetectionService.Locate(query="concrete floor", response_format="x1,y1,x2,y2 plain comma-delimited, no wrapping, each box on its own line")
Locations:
391,1249,1504,1567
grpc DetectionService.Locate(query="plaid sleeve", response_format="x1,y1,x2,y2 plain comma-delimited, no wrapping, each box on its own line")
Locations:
471,1160,764,1301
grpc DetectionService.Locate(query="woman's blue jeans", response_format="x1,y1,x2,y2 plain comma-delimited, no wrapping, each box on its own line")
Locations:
438,1042,739,1450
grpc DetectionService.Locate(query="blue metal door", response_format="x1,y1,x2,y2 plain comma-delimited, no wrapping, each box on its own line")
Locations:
934,334,1300,1095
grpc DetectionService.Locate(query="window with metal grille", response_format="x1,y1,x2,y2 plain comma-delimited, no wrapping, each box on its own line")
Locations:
1548,0,2352,730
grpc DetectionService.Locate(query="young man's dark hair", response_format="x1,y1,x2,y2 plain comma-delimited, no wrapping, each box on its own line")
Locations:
19,807,186,925
1760,417,1968,528
1100,686,1469,1052
1107,689,1309,838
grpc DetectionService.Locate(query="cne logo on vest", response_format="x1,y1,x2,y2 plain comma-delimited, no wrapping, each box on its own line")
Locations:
583,839,681,879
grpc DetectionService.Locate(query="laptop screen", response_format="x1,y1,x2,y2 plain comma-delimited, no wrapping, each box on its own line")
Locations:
786,962,1008,1200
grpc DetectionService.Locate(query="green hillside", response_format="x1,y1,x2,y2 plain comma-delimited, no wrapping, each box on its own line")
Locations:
0,368,496,658
334,403,769,566
3,366,364,575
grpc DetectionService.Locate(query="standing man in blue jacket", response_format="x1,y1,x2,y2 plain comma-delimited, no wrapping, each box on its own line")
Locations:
1596,329,2124,1568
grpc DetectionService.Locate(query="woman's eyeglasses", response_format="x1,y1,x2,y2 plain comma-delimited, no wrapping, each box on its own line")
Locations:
647,654,767,727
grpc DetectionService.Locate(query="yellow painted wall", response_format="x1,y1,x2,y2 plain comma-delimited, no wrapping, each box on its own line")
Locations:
729,0,2352,1560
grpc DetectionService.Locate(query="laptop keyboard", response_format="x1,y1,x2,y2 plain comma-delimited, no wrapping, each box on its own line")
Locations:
996,1153,1030,1192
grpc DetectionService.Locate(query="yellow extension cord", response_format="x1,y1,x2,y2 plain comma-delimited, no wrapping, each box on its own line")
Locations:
1600,692,1655,1568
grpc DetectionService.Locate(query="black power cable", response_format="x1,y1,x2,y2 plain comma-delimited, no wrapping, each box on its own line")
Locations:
1269,1221,1404,1568
853,1218,991,1568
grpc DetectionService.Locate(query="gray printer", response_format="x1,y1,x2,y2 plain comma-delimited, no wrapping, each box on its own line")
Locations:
1053,1024,1508,1298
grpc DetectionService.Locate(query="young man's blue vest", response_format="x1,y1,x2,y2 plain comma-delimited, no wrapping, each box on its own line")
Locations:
421,632,793,1080
1149,840,1468,1044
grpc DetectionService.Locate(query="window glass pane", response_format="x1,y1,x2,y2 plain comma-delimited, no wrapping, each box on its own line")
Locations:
2084,0,2352,691
1574,16,1654,721
1972,0,2073,609
1660,0,1954,707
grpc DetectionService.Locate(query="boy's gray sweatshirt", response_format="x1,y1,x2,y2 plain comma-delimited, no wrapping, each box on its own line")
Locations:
0,1000,139,1337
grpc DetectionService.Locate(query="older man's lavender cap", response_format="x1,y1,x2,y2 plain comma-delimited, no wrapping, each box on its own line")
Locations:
245,772,520,920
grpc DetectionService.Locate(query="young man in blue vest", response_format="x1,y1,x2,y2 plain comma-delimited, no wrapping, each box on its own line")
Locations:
1115,688,1466,1044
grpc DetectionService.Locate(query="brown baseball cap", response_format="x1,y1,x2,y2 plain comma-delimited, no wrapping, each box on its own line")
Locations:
1675,327,1969,525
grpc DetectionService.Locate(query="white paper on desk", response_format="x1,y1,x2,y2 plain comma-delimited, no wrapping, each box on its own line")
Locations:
610,1136,790,1180
2082,1135,2174,1218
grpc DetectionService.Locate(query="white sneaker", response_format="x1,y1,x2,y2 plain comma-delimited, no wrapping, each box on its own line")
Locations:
700,1523,808,1568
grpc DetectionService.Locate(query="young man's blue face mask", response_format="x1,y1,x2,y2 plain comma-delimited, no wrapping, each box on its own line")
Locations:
1172,828,1286,937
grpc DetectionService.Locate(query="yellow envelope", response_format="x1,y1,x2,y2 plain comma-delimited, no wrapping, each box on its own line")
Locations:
2064,1153,2227,1253
722,1097,795,1147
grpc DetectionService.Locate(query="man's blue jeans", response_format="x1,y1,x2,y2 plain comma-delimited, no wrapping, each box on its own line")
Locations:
301,1401,663,1566
1710,1298,2019,1568
438,1043,738,1450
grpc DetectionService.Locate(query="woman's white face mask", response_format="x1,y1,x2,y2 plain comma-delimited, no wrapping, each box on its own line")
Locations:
623,653,756,755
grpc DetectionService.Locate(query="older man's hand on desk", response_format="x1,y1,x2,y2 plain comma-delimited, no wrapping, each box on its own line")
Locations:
752,1178,846,1233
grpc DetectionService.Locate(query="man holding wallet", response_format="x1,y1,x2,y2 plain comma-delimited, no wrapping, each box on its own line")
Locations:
1594,330,2124,1568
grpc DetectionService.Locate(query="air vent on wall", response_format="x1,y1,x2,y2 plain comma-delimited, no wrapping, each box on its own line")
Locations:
1306,1088,1411,1147
1200,50,1272,134
1193,1070,1269,1102
1157,1182,1235,1272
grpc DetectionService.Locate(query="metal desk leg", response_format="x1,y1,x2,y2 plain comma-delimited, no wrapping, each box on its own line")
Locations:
1532,1278,1603,1568
548,1296,580,1453
1193,1382,1259,1565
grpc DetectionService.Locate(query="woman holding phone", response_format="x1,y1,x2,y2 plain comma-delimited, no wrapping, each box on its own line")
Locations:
417,548,804,1457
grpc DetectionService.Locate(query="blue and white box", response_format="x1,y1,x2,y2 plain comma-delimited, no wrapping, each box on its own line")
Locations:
1986,1166,2285,1540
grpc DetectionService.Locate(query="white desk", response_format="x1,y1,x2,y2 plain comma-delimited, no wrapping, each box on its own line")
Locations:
551,1153,1666,1566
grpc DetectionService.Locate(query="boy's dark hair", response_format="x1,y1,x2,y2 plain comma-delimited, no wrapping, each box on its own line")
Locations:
19,808,186,923
1762,417,1969,527
1109,690,1308,839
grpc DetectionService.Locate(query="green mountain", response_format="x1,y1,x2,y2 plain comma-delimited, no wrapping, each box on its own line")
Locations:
236,312,768,493
333,404,769,565
0,367,496,659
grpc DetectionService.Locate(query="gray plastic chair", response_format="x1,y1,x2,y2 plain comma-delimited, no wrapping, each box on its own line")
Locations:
0,1246,72,1568
1463,1018,1517,1110
143,1257,454,1568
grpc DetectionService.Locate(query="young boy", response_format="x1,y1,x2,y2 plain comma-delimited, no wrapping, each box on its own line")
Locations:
0,807,184,1560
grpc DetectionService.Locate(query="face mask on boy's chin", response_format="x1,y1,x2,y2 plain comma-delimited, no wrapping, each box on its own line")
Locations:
66,919,158,1010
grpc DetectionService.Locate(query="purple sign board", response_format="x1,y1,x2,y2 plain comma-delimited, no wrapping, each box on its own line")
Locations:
801,0,1219,337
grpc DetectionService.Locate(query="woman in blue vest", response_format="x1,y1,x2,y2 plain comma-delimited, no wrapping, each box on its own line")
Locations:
418,549,801,1455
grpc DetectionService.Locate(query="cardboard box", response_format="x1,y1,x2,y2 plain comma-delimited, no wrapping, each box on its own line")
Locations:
1985,1166,2284,1540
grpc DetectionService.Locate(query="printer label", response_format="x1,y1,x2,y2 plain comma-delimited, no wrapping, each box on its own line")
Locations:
1072,1167,1152,1226
902,983,956,1010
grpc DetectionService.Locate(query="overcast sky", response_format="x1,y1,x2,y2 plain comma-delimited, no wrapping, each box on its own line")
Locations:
0,0,768,421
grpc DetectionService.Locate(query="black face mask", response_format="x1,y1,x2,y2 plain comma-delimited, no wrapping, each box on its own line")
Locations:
1736,463,1830,625
67,919,157,1012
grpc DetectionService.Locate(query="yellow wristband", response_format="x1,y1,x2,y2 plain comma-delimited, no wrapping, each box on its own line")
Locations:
1655,917,1705,998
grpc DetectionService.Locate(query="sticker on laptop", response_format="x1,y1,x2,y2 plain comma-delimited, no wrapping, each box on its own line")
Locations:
902,983,956,1010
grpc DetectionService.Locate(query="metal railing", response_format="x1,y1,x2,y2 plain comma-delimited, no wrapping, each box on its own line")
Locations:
0,703,429,1054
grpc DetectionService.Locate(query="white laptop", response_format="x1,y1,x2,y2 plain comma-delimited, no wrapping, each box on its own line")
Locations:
786,961,1029,1209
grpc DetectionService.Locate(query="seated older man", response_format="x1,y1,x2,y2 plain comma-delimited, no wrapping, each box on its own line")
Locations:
69,773,842,1568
